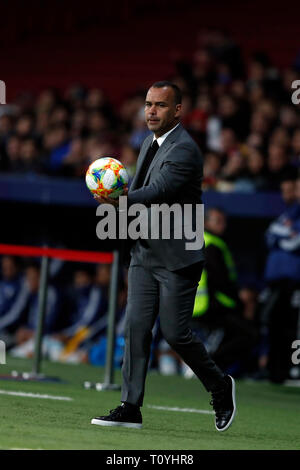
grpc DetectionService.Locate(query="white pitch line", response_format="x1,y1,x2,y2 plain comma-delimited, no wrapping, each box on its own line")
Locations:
147,405,214,415
0,390,73,401
9,448,43,451
284,380,300,387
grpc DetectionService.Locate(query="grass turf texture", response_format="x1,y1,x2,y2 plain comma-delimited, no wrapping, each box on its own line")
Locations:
0,356,299,450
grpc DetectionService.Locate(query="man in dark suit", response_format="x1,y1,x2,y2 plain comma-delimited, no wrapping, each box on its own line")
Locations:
91,81,236,432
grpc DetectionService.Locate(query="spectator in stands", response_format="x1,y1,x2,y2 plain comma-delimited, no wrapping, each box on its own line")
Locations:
51,265,109,363
0,262,60,357
187,208,258,376
0,114,15,170
262,177,300,382
266,143,296,190
280,106,299,135
88,110,109,135
257,99,278,124
120,93,146,126
49,106,69,127
218,94,249,140
18,138,44,173
59,137,87,178
61,267,107,339
219,128,240,160
249,111,271,147
1,28,299,197
280,176,297,206
185,99,209,133
95,263,111,299
15,114,34,139
5,135,21,172
157,208,258,377
246,132,264,151
0,114,14,143
85,88,106,110
239,285,268,379
0,256,24,346
70,109,88,138
44,123,71,172
85,135,117,166
269,127,290,149
35,110,50,137
14,263,60,345
281,68,299,104
65,84,87,112
242,147,269,192
218,151,250,192
95,262,125,333
88,266,128,368
291,128,300,168
203,151,222,189
35,88,60,115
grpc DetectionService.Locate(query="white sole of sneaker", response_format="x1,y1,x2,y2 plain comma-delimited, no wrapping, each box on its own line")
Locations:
91,419,142,429
215,375,236,432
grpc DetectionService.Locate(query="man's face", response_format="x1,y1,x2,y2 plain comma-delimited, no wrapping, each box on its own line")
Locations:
74,271,91,288
145,87,181,137
25,267,40,292
96,264,111,287
280,180,296,205
205,210,227,236
1,257,17,280
296,179,300,202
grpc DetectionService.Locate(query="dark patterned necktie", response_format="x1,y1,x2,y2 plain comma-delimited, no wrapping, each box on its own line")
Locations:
135,139,159,189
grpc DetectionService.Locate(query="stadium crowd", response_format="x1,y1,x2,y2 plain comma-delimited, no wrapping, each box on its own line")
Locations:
0,257,128,364
0,30,300,190
0,30,300,382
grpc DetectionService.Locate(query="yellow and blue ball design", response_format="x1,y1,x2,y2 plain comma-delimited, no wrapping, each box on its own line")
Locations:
86,157,128,199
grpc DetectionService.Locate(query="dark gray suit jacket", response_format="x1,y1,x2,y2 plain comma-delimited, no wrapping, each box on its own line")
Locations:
127,123,205,271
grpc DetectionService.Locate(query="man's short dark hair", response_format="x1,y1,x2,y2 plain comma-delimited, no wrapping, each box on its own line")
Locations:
151,81,182,105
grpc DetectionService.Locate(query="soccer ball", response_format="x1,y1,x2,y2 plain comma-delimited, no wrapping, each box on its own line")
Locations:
85,157,128,199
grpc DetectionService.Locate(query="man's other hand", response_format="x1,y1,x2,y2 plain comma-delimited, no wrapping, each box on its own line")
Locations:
93,187,128,207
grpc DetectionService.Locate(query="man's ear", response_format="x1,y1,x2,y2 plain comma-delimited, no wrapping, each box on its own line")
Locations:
175,103,182,118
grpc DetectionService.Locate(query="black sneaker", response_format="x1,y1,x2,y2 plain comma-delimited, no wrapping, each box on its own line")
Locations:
91,403,142,429
210,375,236,432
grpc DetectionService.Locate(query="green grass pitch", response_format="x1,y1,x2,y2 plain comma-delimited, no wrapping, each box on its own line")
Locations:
0,356,299,450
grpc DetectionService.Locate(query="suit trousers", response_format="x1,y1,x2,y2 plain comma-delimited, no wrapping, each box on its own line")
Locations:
121,241,226,407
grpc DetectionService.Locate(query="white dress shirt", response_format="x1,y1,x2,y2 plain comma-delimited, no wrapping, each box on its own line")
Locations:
152,123,180,147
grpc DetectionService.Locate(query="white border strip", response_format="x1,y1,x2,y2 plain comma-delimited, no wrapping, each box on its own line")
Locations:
0,390,73,401
9,448,43,451
284,380,300,387
147,405,214,415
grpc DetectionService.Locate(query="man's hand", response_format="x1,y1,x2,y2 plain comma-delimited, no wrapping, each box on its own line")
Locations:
93,187,128,206
93,194,119,207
